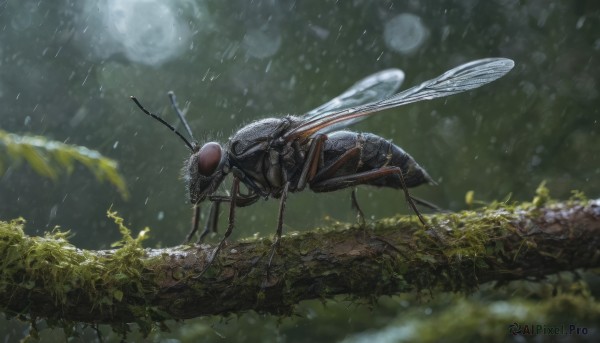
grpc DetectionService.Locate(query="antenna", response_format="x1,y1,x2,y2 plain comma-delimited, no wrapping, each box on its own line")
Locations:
168,91,195,142
130,96,194,151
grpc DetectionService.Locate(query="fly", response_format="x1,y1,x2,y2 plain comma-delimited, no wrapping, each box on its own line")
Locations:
130,58,515,274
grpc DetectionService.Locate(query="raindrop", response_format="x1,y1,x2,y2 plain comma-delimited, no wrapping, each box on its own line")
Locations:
202,68,211,82
113,141,119,149
49,205,58,221
531,51,547,65
383,13,428,55
81,67,92,86
157,211,164,220
308,24,330,40
289,75,297,89
243,27,282,59
441,25,451,41
520,81,536,97
69,106,88,127
576,16,585,29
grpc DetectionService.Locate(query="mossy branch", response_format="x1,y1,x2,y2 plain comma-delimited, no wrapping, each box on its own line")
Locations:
0,199,599,326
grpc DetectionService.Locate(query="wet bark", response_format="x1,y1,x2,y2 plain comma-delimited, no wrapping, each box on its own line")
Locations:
0,200,599,325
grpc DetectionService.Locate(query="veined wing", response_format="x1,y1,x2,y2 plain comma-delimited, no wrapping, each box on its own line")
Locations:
303,69,404,134
285,58,515,141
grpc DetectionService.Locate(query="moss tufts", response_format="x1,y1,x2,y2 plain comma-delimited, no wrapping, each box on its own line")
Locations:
0,212,161,337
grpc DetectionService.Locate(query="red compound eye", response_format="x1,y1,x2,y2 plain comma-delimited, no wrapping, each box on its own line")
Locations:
197,142,222,176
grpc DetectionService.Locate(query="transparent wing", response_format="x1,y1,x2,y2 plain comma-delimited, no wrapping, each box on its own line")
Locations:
303,69,405,134
285,58,515,141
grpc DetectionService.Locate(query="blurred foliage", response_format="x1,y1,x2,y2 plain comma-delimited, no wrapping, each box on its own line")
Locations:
0,129,128,198
8,273,598,342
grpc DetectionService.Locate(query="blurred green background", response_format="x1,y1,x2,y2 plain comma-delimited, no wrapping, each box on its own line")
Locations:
1,0,599,341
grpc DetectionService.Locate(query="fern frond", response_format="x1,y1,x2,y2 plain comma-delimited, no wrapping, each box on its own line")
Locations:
0,129,129,198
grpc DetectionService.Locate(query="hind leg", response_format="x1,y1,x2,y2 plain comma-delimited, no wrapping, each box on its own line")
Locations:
350,188,366,226
310,167,427,226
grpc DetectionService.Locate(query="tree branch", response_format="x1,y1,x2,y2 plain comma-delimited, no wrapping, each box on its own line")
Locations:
1,199,599,326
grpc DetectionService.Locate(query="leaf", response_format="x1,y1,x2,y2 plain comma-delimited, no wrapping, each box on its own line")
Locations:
19,143,58,180
0,129,129,198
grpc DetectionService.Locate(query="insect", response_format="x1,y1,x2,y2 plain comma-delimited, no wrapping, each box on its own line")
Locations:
131,58,514,273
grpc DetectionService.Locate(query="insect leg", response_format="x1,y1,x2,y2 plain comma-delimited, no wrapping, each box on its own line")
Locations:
394,166,428,227
267,181,290,268
198,192,260,242
410,196,446,212
311,147,361,183
184,205,202,244
185,193,258,244
208,193,260,207
197,177,240,277
296,134,327,191
198,201,221,243
310,167,427,226
351,188,366,226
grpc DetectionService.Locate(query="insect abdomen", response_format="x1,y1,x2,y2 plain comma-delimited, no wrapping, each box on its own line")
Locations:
319,131,433,189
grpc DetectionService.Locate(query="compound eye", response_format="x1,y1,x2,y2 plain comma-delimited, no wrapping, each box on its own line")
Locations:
197,142,222,176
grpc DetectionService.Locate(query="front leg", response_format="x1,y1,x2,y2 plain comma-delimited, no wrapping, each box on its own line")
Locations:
197,201,221,243
197,192,260,243
195,177,240,277
267,181,290,268
184,191,260,244
184,205,203,244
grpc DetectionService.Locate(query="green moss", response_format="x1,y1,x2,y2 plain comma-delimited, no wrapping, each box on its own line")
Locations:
569,189,587,203
465,190,475,207
532,180,551,208
0,212,160,337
